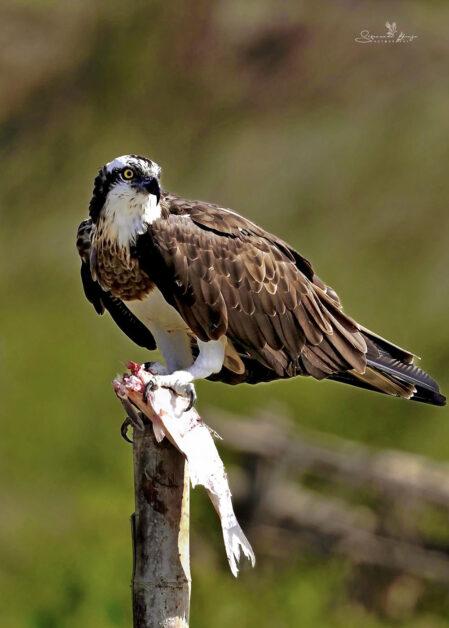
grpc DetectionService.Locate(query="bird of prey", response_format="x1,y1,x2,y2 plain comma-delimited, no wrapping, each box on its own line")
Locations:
77,154,445,409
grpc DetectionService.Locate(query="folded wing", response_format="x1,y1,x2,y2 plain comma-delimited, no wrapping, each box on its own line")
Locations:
136,198,368,381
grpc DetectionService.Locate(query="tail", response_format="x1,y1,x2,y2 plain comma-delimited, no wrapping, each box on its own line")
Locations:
329,328,446,407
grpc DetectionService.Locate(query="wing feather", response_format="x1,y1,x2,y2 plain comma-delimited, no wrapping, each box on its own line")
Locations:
134,196,368,379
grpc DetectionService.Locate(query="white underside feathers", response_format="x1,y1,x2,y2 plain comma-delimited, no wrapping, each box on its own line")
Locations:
101,183,161,248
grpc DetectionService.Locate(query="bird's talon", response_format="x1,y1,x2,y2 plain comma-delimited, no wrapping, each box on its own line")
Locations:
142,373,196,412
119,399,145,431
120,417,134,444
161,381,197,411
144,377,158,403
185,387,197,412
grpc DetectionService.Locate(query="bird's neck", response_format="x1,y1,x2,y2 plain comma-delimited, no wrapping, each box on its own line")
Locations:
98,191,161,249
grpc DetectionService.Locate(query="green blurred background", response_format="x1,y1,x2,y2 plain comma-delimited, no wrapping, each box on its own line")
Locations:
1,1,448,626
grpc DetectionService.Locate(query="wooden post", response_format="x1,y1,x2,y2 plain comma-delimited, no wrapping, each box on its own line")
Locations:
131,418,191,628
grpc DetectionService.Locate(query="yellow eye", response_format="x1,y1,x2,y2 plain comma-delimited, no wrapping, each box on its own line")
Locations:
122,168,134,180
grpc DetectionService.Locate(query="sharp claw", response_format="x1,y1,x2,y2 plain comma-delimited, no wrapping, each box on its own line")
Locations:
157,380,196,411
185,387,197,412
120,417,134,444
143,378,157,404
119,399,145,431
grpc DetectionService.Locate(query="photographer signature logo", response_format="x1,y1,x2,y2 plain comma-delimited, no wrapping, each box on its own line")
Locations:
355,21,418,44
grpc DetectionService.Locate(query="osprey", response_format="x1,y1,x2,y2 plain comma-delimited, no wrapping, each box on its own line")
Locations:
77,154,445,409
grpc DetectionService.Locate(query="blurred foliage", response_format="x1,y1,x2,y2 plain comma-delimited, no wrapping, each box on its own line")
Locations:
0,0,448,626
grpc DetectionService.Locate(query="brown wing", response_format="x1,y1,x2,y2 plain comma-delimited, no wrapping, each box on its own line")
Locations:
136,196,368,380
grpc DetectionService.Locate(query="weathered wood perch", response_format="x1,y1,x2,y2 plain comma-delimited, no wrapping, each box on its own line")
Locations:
114,364,255,627
132,417,191,628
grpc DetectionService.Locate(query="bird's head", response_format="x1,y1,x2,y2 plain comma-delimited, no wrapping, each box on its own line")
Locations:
89,154,162,225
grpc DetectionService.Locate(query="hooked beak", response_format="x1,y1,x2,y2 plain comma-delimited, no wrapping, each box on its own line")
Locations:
135,177,160,203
